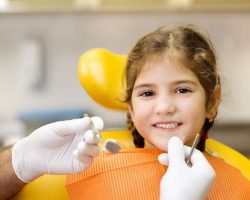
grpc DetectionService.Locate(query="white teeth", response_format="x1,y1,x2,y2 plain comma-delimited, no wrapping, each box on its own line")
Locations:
155,123,178,129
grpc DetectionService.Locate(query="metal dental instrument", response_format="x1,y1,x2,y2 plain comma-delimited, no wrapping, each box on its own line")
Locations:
83,113,121,153
83,113,101,138
185,133,200,167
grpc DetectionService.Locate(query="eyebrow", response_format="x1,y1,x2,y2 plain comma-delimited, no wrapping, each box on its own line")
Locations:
133,80,198,90
172,80,198,86
133,84,153,91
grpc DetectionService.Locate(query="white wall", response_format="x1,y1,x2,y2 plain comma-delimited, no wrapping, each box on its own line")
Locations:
1,10,250,129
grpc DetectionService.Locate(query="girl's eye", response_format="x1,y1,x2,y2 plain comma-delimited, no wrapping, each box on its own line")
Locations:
176,88,192,94
139,91,154,97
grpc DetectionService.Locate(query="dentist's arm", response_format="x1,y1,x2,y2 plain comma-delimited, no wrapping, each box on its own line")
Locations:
0,116,103,200
0,146,26,199
158,137,216,200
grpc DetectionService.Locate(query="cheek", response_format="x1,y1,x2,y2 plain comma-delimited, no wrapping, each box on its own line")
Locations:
131,100,153,127
181,96,207,124
132,103,148,122
187,102,207,129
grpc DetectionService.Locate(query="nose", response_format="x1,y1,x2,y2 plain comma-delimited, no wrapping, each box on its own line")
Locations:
154,94,176,115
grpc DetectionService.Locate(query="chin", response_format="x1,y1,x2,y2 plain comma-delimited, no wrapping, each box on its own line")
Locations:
156,143,168,152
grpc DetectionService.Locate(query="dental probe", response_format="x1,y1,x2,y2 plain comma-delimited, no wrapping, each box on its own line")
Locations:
83,113,121,153
185,133,200,167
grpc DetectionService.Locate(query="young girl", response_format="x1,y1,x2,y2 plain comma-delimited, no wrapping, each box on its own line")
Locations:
66,25,250,199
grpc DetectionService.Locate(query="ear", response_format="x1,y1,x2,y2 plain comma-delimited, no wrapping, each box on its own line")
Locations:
206,85,221,120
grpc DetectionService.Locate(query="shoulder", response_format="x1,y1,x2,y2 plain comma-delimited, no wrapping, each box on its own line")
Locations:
204,153,250,199
205,152,248,178
205,152,249,181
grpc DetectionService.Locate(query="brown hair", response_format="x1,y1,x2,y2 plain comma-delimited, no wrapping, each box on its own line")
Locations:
125,25,220,151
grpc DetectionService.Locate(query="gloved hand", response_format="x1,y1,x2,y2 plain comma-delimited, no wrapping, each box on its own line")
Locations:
12,116,103,183
158,137,216,200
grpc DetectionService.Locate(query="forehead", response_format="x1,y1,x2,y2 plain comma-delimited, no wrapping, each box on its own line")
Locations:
137,53,198,82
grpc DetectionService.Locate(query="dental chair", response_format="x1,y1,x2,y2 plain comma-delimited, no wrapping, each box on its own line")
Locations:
13,48,250,200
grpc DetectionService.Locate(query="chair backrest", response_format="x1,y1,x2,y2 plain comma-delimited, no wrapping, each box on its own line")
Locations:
78,48,250,181
78,48,128,110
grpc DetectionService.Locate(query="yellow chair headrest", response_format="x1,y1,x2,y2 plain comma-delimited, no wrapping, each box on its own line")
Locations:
78,48,128,111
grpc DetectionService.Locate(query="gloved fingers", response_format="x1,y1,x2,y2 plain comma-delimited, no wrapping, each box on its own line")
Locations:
48,116,104,137
183,146,216,181
84,130,101,144
184,146,214,169
72,158,85,173
73,149,93,164
158,153,169,166
167,136,186,165
91,116,104,131
77,141,101,157
49,117,91,137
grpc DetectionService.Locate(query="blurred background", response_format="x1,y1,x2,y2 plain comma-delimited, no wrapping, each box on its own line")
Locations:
0,0,249,157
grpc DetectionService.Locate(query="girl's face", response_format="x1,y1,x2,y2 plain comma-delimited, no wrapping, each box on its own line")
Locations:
129,55,210,151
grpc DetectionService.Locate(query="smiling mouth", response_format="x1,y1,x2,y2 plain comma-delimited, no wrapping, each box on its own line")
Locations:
154,122,182,129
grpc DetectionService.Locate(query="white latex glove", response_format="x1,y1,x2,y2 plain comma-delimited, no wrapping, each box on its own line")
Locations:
158,137,216,200
12,116,103,183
